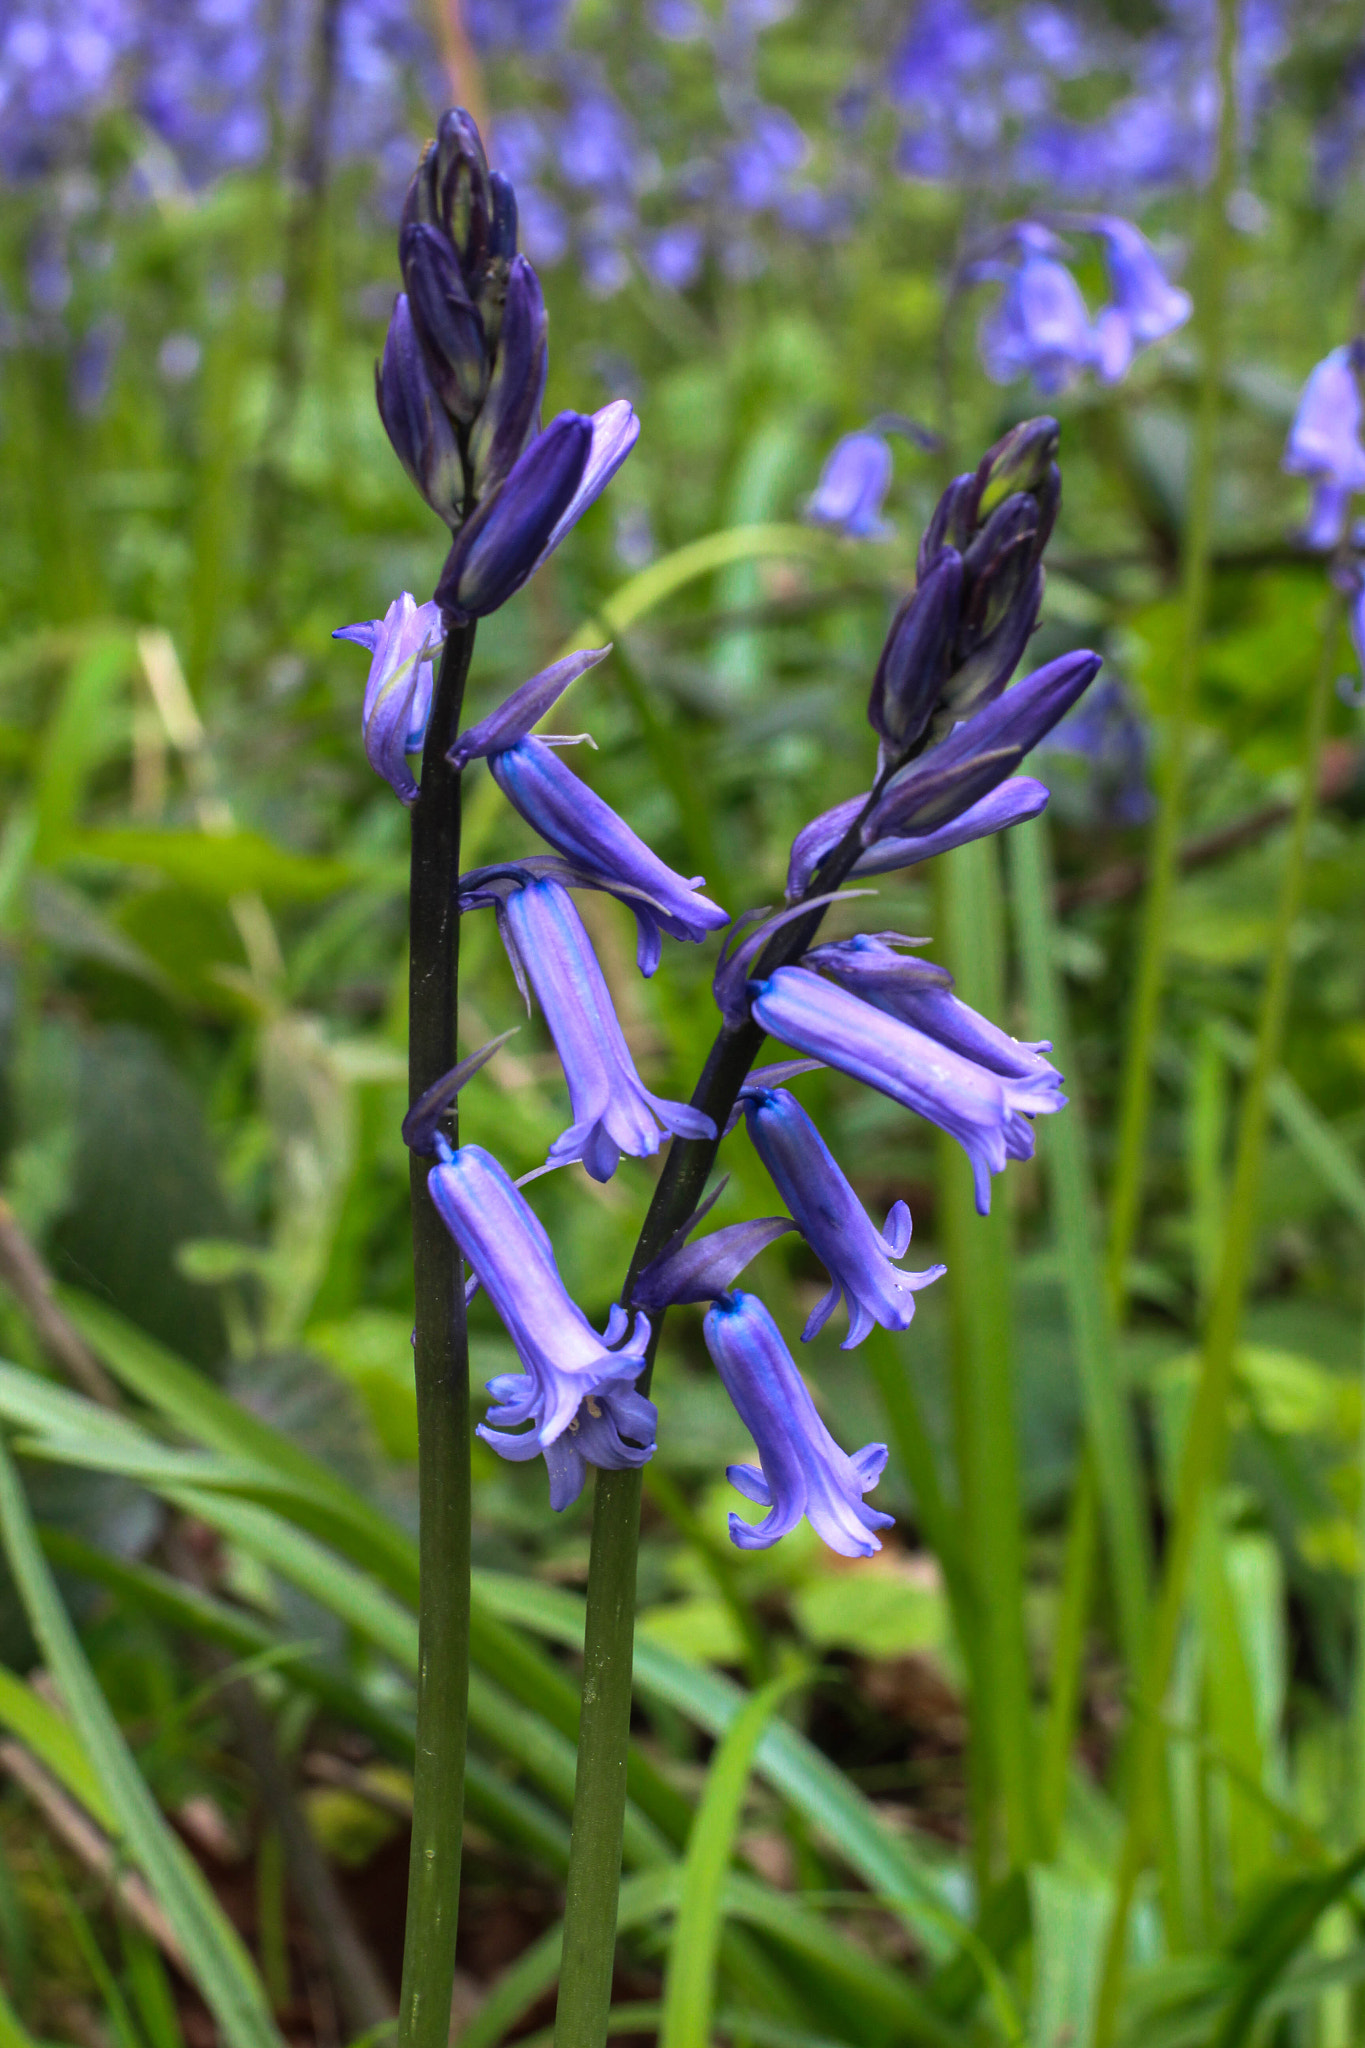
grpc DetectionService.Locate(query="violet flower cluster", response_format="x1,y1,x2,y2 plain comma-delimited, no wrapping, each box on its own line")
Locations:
1284,339,1365,687
344,124,1099,1561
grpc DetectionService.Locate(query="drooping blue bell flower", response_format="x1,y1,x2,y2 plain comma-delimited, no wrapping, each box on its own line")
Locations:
333,593,444,803
427,1139,651,1446
487,734,729,966
803,430,895,539
479,1378,657,1510
1085,215,1191,383
460,869,715,1182
702,1291,893,1556
1283,343,1365,552
739,1082,944,1348
978,242,1097,395
745,964,1064,1215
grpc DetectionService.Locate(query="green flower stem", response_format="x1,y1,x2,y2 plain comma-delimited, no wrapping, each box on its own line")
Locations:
398,619,477,2048
1105,0,1239,1318
552,789,902,2048
1091,598,1339,2048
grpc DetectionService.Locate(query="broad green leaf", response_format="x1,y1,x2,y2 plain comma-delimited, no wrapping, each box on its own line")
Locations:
0,1438,282,2048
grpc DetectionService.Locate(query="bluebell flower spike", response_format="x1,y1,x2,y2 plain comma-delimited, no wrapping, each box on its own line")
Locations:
803,430,894,540
401,1029,521,1155
702,1291,894,1556
449,646,611,769
488,731,728,961
334,593,445,803
739,1081,944,1347
428,1142,650,1449
746,964,1064,1215
461,870,714,1180
633,1216,798,1310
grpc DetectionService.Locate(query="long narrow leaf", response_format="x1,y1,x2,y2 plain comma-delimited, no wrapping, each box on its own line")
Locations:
0,1438,283,2048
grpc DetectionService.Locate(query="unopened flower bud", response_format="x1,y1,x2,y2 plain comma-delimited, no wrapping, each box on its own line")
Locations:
400,223,488,423
468,256,548,498
975,415,1059,517
868,547,962,751
959,493,1043,650
375,294,465,526
917,472,980,578
406,108,493,282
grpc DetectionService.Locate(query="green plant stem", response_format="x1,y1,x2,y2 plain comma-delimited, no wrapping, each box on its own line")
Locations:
1010,816,1152,1674
1038,1450,1097,1858
552,786,905,2048
1105,0,1239,1319
1091,599,1338,2048
936,836,1036,1876
398,619,477,2048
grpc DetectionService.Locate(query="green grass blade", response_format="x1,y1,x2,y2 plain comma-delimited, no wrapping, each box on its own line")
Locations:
0,1973,38,2048
1210,1844,1365,2048
1211,1019,1365,1232
0,1438,283,2048
1009,815,1152,1672
0,1662,116,1831
659,1672,803,2048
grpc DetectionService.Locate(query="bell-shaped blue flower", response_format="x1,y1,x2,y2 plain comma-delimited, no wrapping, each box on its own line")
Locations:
436,400,640,621
746,964,1064,1215
740,1082,944,1348
803,430,894,539
1283,343,1365,551
487,735,729,965
333,593,444,803
978,247,1096,395
703,1291,893,1556
1087,216,1191,383
461,870,715,1181
479,1378,656,1510
427,1139,650,1445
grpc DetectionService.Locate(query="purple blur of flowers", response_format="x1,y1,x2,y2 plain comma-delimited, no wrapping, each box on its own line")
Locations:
746,964,1064,1215
644,223,706,292
488,735,729,966
436,400,640,620
480,1379,656,1510
702,1290,893,1556
333,593,443,804
1085,215,1192,381
978,240,1097,395
1283,343,1365,552
465,0,569,53
803,431,894,540
1035,675,1152,826
727,105,808,209
977,219,1189,395
739,1082,943,1347
461,870,715,1181
428,1139,651,1449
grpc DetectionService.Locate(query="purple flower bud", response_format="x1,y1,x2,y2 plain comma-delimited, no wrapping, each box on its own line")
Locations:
804,431,894,539
437,402,640,620
918,472,981,577
468,255,548,498
740,1084,943,1348
479,1379,656,1510
428,1139,650,1445
806,933,1061,1087
979,251,1096,395
375,295,465,527
634,1216,797,1310
333,592,444,803
746,965,1063,1214
975,416,1060,516
463,873,715,1181
868,548,963,750
449,646,610,769
867,651,1101,840
1284,345,1365,526
785,776,1049,901
406,107,493,283
702,1291,893,1556
940,567,1043,725
488,736,728,957
402,1030,520,1155
400,222,488,424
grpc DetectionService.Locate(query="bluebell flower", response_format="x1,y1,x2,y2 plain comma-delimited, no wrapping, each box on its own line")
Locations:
702,1291,893,1556
1283,343,1365,551
448,645,611,769
487,735,729,963
436,401,640,620
459,870,715,1181
427,1139,651,1446
785,777,1049,900
739,1083,943,1347
805,934,1064,1091
1085,216,1191,382
333,593,444,803
727,106,808,210
634,1215,797,1311
803,431,894,540
644,223,707,292
978,242,1097,395
745,965,1064,1214
479,1380,656,1510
